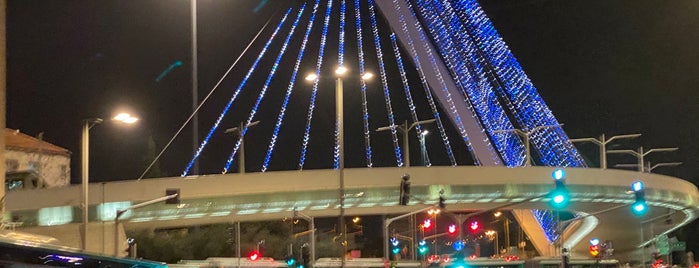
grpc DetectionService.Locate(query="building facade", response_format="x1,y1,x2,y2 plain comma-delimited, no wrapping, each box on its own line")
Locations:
5,128,71,189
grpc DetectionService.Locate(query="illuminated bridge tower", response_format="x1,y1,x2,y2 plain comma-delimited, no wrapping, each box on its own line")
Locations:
374,0,586,254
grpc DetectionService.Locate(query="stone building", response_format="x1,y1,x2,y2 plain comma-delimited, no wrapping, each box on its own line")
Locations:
5,128,71,189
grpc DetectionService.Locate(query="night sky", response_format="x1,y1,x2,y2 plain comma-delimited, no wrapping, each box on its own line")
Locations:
6,1,698,190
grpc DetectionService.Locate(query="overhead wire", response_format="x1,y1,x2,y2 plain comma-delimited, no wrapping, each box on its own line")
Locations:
138,7,284,180
179,7,293,177
262,0,320,172
368,0,404,167
223,3,307,173
299,0,334,170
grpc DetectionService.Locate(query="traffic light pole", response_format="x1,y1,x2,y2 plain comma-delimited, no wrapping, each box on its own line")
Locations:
114,193,178,256
384,206,437,261
293,210,316,268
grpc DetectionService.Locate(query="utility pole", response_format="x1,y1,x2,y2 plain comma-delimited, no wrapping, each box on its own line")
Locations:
376,119,436,167
608,147,678,172
494,125,563,166
569,133,641,169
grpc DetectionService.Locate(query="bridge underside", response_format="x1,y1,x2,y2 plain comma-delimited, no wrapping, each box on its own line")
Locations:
6,166,699,260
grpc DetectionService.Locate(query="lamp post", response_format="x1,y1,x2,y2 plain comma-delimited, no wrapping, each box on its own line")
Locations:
607,147,679,172
224,120,260,174
493,211,510,253
82,112,138,251
190,0,199,175
485,230,498,256
427,208,440,255
493,124,563,166
569,133,641,169
615,161,683,173
305,67,373,268
376,119,436,167
114,193,178,256
419,130,429,166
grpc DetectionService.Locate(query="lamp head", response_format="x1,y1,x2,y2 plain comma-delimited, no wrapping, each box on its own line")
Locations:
113,113,138,124
305,73,318,82
335,66,348,75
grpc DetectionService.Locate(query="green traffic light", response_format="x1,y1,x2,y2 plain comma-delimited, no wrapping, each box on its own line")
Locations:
632,201,648,216
549,189,570,209
418,246,428,255
418,240,428,255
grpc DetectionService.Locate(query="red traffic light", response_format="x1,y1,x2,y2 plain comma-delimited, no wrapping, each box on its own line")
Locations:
448,224,457,234
423,219,432,229
469,221,480,233
248,250,261,261
589,245,600,257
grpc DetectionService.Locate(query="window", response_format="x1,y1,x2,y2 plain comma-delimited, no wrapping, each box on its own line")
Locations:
5,159,18,172
28,161,41,172
60,165,68,180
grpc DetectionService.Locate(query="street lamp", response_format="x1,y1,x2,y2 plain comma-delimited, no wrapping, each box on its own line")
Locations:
419,130,429,166
114,193,177,256
82,112,138,251
493,124,563,166
224,120,260,174
305,67,373,268
190,0,200,176
607,147,679,172
485,230,498,256
376,119,436,167
492,211,510,253
569,133,641,169
615,161,683,173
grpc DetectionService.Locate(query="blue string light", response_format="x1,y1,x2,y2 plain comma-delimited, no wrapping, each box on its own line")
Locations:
181,8,292,177
452,0,585,167
354,0,373,167
390,33,432,167
299,0,334,170
451,0,586,242
409,0,589,242
262,0,319,172
223,3,306,174
405,0,502,165
338,0,346,67
392,0,457,166
533,208,560,242
332,0,347,169
369,0,403,167
413,0,525,166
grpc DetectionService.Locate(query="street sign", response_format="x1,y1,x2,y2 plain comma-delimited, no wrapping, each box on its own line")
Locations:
656,235,670,255
670,241,686,252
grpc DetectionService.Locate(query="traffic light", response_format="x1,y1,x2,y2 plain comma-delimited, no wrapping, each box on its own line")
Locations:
439,196,446,209
452,240,465,251
166,188,180,204
285,256,297,267
423,219,432,229
631,181,648,216
301,244,310,268
589,238,600,257
589,245,600,257
247,250,261,261
447,224,457,235
390,238,401,255
399,174,411,205
418,240,429,255
468,221,480,234
549,168,570,209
